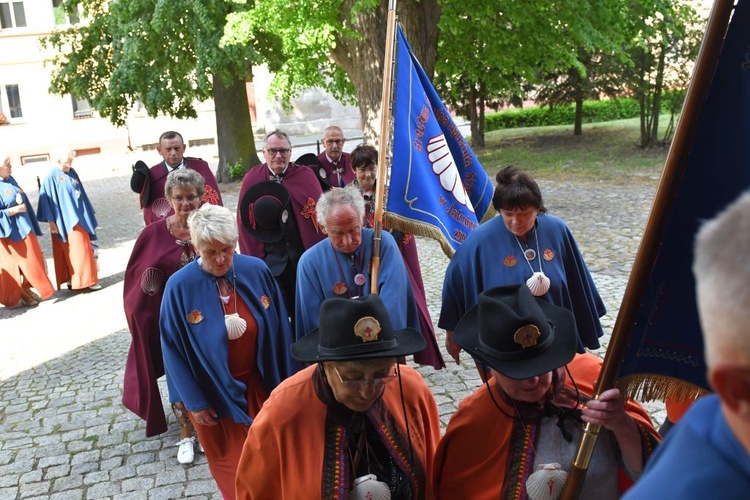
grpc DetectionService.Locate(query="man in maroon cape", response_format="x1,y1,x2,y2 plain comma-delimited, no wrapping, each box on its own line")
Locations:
237,130,325,326
131,131,222,224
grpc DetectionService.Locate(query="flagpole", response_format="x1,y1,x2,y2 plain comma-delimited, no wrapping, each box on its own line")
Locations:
371,0,398,295
559,1,735,498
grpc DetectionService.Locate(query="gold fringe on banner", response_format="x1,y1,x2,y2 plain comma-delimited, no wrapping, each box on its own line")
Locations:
618,374,709,404
385,212,457,259
384,206,498,260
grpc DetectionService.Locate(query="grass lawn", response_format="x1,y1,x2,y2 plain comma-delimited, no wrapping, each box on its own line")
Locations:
474,116,673,183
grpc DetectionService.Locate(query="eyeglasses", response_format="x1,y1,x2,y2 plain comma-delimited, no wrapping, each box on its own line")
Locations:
171,195,200,203
265,148,291,157
333,366,398,388
324,139,344,146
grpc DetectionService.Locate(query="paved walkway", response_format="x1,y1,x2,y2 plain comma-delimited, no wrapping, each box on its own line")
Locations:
0,153,663,499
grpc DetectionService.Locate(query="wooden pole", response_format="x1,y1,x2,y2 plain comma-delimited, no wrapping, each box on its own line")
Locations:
559,0,735,497
370,0,398,295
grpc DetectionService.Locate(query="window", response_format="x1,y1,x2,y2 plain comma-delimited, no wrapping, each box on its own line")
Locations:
0,2,26,28
71,93,92,118
5,85,22,118
52,0,79,25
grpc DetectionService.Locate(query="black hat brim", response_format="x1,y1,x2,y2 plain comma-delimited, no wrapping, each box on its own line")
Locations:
239,181,291,243
130,161,151,209
453,297,578,380
291,327,426,363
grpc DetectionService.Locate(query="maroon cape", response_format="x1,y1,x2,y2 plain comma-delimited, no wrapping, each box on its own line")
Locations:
362,193,445,369
142,157,222,224
237,162,325,258
316,151,355,189
122,219,189,436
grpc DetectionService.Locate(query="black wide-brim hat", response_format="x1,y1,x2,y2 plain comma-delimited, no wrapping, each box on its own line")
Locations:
291,295,426,362
239,181,291,243
130,160,150,209
452,284,577,380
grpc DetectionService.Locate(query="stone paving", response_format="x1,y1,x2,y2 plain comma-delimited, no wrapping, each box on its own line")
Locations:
0,154,663,499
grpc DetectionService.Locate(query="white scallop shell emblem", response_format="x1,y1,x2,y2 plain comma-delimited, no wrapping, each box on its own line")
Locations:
526,463,567,500
225,313,247,340
351,474,391,500
15,192,23,205
426,134,475,214
151,197,172,219
140,267,164,295
526,271,551,297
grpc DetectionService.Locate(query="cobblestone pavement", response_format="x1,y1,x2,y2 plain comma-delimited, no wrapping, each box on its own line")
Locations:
0,155,663,499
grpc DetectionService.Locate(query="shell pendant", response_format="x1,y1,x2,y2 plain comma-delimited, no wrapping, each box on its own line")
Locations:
351,474,391,500
526,271,551,296
225,313,247,340
526,463,568,500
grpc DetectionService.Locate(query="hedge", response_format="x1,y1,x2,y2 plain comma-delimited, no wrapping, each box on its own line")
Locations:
485,98,642,131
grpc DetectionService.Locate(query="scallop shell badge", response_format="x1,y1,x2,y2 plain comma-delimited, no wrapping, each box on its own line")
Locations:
225,313,247,340
187,310,204,324
526,463,567,500
354,317,381,343
503,255,518,267
151,197,172,219
514,325,541,348
526,271,551,297
261,295,271,309
351,473,391,500
543,249,555,261
333,282,348,295
140,267,165,296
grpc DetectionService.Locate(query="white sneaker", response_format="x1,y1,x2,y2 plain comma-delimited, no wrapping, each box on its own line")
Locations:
176,437,195,464
88,283,102,291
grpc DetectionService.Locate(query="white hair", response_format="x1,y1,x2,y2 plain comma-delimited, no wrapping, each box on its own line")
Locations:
693,190,750,367
315,184,365,230
188,204,238,248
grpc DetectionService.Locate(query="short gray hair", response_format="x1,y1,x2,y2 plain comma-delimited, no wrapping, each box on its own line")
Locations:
165,168,205,199
54,148,76,164
188,204,238,248
316,184,365,230
263,130,291,149
693,189,750,367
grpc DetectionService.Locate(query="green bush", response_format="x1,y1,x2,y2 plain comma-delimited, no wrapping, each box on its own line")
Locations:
228,159,245,181
485,98,641,131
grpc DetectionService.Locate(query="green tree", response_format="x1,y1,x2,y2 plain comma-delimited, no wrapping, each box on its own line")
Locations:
224,0,440,143
435,0,626,145
43,0,283,181
623,0,702,148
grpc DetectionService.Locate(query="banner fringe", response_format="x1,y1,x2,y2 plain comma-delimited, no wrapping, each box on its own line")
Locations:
385,212,456,259
618,374,709,403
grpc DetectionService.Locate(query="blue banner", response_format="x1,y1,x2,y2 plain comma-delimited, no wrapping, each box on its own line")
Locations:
619,0,750,395
387,26,495,257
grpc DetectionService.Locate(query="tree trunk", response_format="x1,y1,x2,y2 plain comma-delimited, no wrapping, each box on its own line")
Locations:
468,86,482,148
478,84,486,149
330,0,441,145
649,39,667,147
212,71,260,183
573,95,583,136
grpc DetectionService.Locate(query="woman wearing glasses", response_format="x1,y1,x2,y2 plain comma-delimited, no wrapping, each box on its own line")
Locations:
235,294,442,499
122,169,206,463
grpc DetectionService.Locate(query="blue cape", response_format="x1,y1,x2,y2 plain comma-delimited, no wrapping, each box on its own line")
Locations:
160,256,301,425
1,175,43,241
36,166,98,242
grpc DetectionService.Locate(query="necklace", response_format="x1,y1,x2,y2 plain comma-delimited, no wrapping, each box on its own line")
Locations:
214,265,247,340
515,228,550,297
330,242,366,297
487,382,568,500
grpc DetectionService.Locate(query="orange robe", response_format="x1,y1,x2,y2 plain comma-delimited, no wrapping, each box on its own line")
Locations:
0,233,54,306
235,364,441,499
433,354,661,499
189,292,267,500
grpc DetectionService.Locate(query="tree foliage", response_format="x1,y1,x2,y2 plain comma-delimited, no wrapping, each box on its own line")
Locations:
43,0,284,180
435,0,627,145
224,0,440,142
